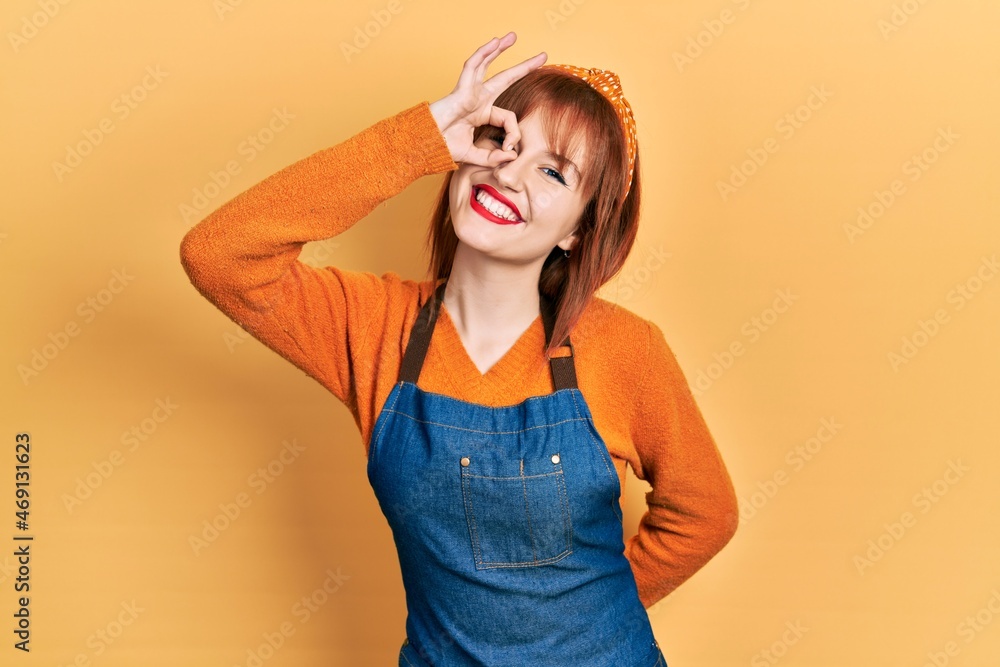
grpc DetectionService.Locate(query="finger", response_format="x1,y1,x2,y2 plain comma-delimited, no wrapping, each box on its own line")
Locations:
464,144,511,168
457,35,503,91
456,38,496,92
477,32,516,79
483,51,547,105
468,36,510,94
490,107,520,152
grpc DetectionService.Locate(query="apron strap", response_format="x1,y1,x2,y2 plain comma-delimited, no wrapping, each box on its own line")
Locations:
398,281,446,386
399,281,578,391
540,292,578,392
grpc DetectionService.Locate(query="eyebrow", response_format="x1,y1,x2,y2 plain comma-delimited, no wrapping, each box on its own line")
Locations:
545,150,582,183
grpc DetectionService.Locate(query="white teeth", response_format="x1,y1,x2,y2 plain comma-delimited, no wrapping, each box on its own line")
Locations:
476,189,520,221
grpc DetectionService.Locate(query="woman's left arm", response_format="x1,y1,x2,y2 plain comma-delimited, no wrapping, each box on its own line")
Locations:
624,320,739,609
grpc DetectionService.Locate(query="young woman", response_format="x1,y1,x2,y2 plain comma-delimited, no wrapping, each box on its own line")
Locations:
181,31,737,667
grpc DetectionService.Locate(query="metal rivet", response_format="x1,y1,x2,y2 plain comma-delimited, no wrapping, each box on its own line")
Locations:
551,454,560,464
460,456,470,467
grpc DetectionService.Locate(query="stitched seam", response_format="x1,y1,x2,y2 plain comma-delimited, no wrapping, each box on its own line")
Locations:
570,389,621,523
409,384,578,411
371,382,404,451
376,411,588,435
556,466,574,552
520,463,538,563
463,472,562,480
570,390,614,480
478,549,572,569
473,469,573,568
461,469,483,567
464,467,574,569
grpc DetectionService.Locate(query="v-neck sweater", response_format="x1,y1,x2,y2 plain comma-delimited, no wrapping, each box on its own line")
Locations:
179,100,738,609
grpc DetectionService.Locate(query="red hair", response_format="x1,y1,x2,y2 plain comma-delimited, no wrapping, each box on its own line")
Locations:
421,65,642,362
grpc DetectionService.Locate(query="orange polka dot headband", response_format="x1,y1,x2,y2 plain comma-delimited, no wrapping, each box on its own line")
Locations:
544,64,638,200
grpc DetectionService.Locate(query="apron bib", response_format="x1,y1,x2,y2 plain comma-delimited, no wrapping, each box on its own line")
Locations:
367,281,667,666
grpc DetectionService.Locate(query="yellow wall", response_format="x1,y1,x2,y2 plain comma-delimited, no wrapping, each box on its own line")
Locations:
3,1,998,665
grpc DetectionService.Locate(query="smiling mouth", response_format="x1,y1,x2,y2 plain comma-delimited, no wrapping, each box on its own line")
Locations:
471,186,523,225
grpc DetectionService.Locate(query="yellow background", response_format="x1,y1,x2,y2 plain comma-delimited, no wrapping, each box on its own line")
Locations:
3,0,999,665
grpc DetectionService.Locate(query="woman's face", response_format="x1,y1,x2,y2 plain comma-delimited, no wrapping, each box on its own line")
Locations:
448,111,590,266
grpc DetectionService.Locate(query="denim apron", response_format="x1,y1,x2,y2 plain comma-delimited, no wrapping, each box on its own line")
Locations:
367,281,668,667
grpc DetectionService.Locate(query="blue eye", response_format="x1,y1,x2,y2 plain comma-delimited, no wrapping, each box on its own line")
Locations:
543,168,567,185
491,131,567,185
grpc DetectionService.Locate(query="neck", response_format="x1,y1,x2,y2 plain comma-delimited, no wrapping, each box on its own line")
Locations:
443,243,544,340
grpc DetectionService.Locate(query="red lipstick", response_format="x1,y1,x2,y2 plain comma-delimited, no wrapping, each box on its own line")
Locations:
470,184,523,225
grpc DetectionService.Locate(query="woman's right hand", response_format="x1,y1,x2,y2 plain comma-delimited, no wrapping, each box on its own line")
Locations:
429,32,547,168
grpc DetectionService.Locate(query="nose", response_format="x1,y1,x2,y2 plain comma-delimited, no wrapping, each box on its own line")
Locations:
492,151,527,192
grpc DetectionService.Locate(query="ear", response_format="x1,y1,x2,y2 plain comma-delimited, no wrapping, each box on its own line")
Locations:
557,229,579,253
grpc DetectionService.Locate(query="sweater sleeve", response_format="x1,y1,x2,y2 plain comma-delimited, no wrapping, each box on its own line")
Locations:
624,320,739,609
179,101,458,410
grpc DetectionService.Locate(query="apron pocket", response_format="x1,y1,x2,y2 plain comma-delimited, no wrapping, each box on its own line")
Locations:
460,455,573,569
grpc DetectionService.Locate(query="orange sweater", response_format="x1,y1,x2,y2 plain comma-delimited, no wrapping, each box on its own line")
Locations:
179,100,738,609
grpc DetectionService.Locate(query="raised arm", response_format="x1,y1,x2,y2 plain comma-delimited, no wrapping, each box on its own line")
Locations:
179,101,457,404
179,32,548,411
